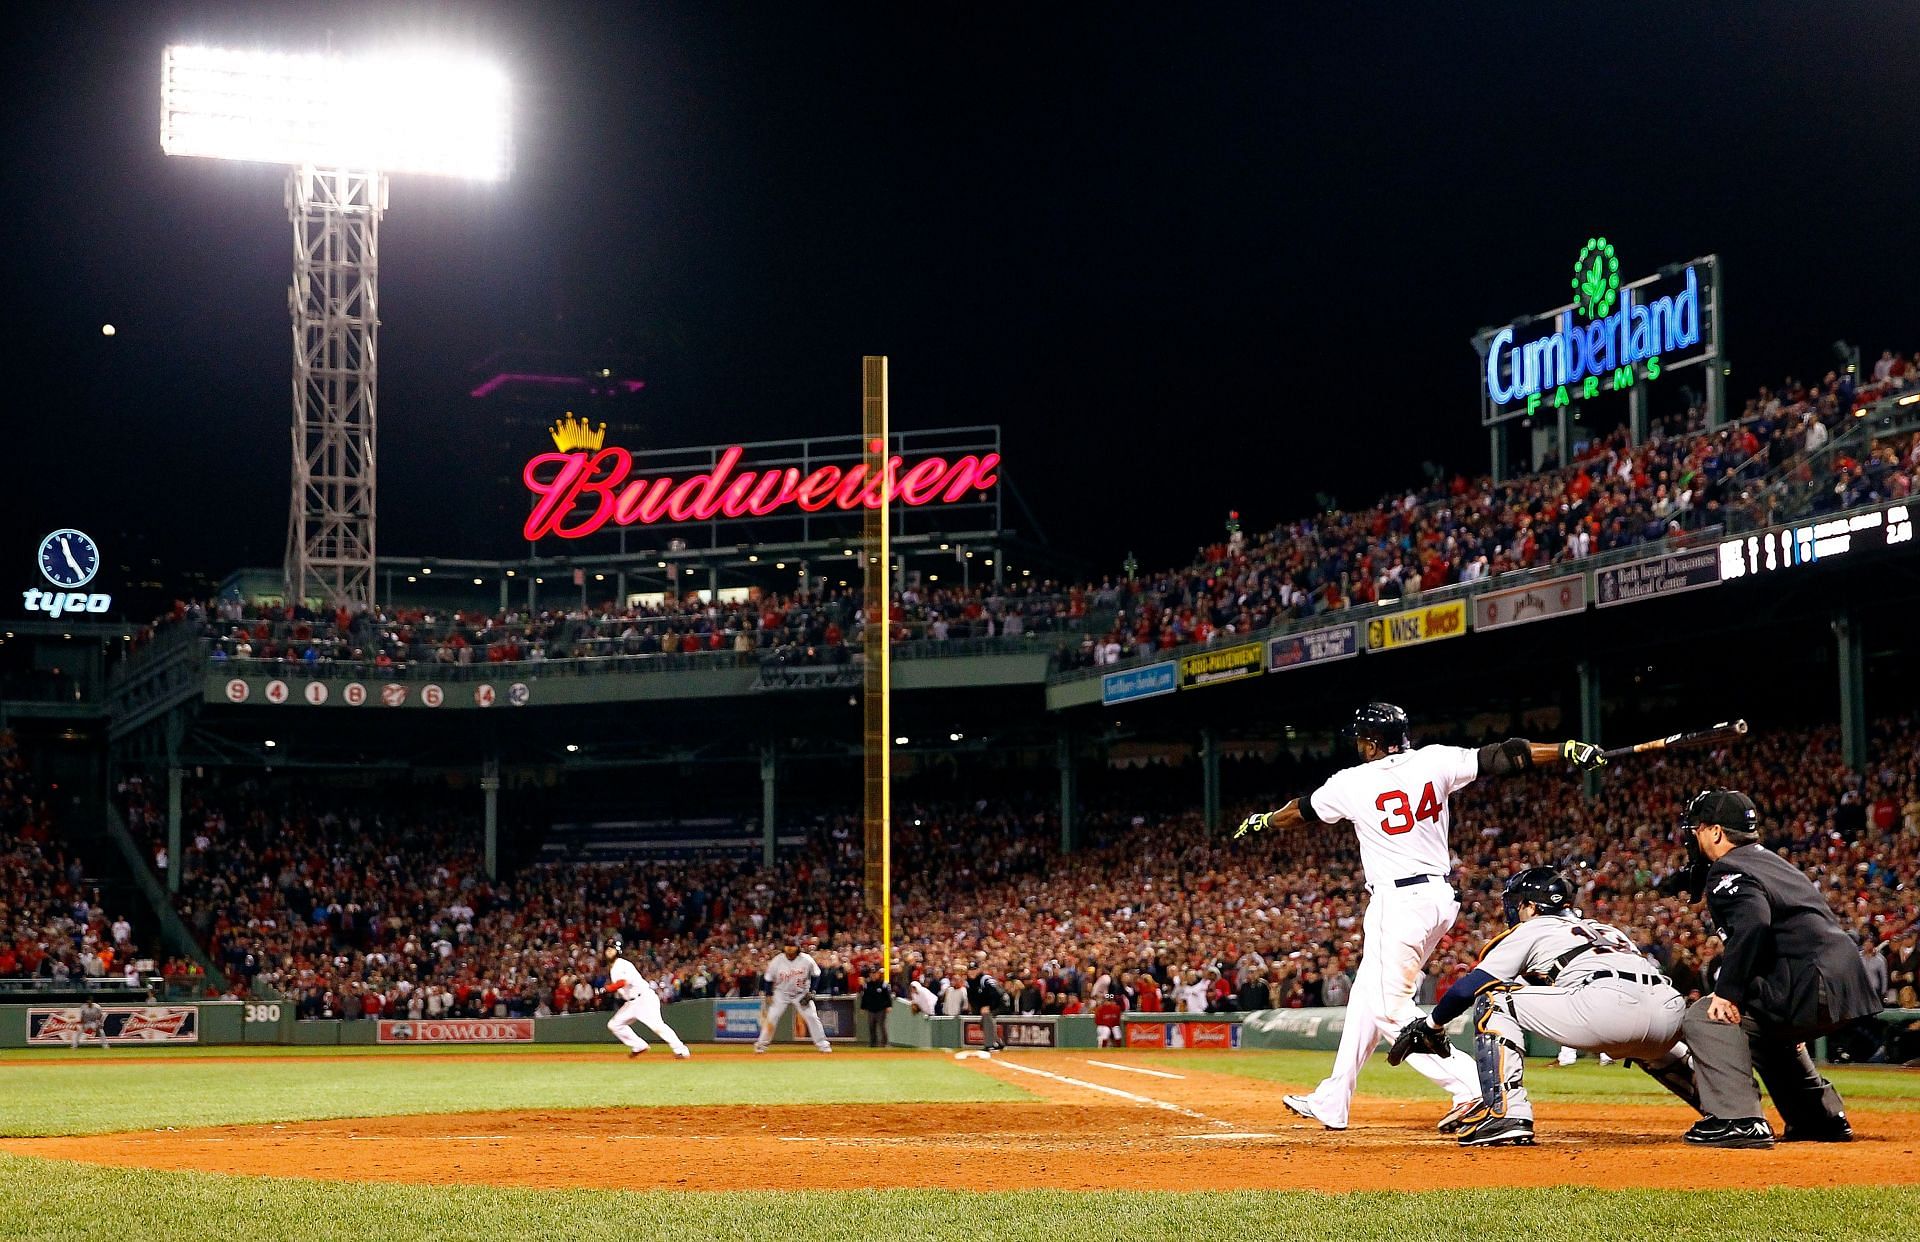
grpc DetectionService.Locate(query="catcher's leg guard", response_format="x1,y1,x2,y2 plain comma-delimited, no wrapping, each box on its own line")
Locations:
1631,1041,1702,1113
1473,990,1532,1122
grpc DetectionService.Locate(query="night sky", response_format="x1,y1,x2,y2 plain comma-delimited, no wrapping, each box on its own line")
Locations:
6,2,1919,598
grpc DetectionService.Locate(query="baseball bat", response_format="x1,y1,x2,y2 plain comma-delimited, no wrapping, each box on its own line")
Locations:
1599,719,1748,762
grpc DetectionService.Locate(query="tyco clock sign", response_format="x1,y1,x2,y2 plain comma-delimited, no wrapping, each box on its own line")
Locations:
22,529,113,618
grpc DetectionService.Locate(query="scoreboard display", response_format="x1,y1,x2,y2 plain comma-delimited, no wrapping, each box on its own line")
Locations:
1718,504,1913,581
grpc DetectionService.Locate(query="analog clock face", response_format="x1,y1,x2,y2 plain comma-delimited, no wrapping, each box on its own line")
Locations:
38,529,101,588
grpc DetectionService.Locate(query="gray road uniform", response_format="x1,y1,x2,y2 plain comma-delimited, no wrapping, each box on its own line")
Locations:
1469,913,1687,1123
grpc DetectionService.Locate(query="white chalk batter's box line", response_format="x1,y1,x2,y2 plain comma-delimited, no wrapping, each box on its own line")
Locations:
981,1056,1236,1130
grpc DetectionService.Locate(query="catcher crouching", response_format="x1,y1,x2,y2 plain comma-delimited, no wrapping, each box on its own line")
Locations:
1389,868,1699,1146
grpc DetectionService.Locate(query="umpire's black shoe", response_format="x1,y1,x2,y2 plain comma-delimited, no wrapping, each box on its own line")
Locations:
1781,1117,1853,1143
1458,1116,1534,1147
1683,1116,1775,1148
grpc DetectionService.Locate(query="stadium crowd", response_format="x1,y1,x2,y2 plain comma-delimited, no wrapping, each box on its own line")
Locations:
114,717,1920,1061
0,730,159,988
127,356,1920,684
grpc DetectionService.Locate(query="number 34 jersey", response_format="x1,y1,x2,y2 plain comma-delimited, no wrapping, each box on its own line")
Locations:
1307,744,1481,890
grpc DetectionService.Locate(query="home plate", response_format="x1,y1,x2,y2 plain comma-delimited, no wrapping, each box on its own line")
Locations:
1173,1132,1278,1140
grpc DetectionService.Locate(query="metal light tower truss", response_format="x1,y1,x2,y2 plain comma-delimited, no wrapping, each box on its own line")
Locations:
287,167,386,608
161,44,511,610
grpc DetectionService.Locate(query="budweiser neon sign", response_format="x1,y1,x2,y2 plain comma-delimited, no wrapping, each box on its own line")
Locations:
522,440,1000,540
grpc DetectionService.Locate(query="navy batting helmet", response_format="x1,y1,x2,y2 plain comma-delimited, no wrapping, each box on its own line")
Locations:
1346,702,1411,755
1502,867,1572,926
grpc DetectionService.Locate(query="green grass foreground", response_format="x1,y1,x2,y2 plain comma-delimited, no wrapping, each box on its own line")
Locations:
0,1159,1914,1242
0,1052,1030,1137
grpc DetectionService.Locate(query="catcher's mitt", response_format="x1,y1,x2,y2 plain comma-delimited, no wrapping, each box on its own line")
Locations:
1387,1017,1450,1066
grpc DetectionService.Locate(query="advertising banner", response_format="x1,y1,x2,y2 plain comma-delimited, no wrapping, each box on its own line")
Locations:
1594,547,1722,608
1470,574,1586,632
1267,623,1359,672
1176,641,1265,690
962,1016,1058,1048
1181,1021,1240,1049
375,1019,534,1044
795,996,857,1042
1121,1020,1241,1049
1100,661,1177,706
27,1006,199,1045
713,998,763,1042
1364,599,1467,653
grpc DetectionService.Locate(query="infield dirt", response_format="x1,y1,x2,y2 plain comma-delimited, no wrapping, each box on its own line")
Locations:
5,1050,1916,1192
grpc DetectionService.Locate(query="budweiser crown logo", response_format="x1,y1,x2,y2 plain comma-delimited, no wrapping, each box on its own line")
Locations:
548,411,608,452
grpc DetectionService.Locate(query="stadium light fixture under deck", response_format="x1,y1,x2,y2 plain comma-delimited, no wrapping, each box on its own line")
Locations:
162,44,512,609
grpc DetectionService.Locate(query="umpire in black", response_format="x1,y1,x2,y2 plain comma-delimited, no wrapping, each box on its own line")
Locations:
1677,789,1880,1148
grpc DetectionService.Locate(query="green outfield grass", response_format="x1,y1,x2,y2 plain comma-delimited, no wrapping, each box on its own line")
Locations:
0,1158,1914,1242
0,1050,1030,1137
1146,1049,1920,1110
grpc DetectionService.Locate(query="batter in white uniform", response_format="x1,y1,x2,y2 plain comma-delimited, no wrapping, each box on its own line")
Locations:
1398,867,1692,1146
1237,702,1607,1131
603,940,691,1058
754,940,834,1053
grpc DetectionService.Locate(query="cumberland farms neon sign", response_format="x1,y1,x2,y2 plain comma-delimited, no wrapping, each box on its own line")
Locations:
1484,238,1703,417
523,438,1001,540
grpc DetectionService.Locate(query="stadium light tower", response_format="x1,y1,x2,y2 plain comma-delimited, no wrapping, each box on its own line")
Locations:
162,45,512,607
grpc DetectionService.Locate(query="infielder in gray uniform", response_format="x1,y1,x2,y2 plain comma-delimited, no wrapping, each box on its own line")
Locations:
754,939,834,1054
1391,867,1694,1147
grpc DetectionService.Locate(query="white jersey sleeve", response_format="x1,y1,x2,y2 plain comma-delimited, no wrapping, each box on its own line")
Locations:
1306,744,1480,890
609,956,648,1001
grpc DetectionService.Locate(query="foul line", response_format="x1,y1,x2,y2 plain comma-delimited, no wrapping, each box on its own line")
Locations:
986,1058,1234,1130
1084,1059,1184,1080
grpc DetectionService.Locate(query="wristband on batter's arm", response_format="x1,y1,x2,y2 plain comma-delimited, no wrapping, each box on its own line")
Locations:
1475,739,1604,776
1235,795,1324,838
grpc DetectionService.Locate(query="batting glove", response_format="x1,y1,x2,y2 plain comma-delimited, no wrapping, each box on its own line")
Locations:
1561,740,1606,772
1234,811,1270,839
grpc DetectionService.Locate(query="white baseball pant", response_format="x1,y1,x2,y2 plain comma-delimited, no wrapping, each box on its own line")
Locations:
608,986,689,1055
755,993,832,1052
1476,976,1685,1122
1303,883,1480,1127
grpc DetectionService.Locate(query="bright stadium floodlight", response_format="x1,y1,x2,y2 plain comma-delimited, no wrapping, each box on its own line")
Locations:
162,44,513,608
161,45,512,179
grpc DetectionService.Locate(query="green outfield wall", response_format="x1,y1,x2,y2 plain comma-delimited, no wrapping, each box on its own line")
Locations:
4,1001,1910,1057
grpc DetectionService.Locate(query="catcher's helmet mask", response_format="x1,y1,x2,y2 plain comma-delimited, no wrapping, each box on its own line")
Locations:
1346,702,1411,757
1502,867,1573,927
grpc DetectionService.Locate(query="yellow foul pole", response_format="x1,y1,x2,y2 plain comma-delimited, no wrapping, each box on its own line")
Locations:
861,356,892,984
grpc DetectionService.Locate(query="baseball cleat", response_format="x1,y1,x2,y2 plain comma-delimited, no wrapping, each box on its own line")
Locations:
1458,1116,1535,1147
1684,1117,1775,1148
1282,1094,1346,1131
1780,1119,1851,1143
1437,1099,1484,1134
673,1050,691,1059
628,1048,647,1058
